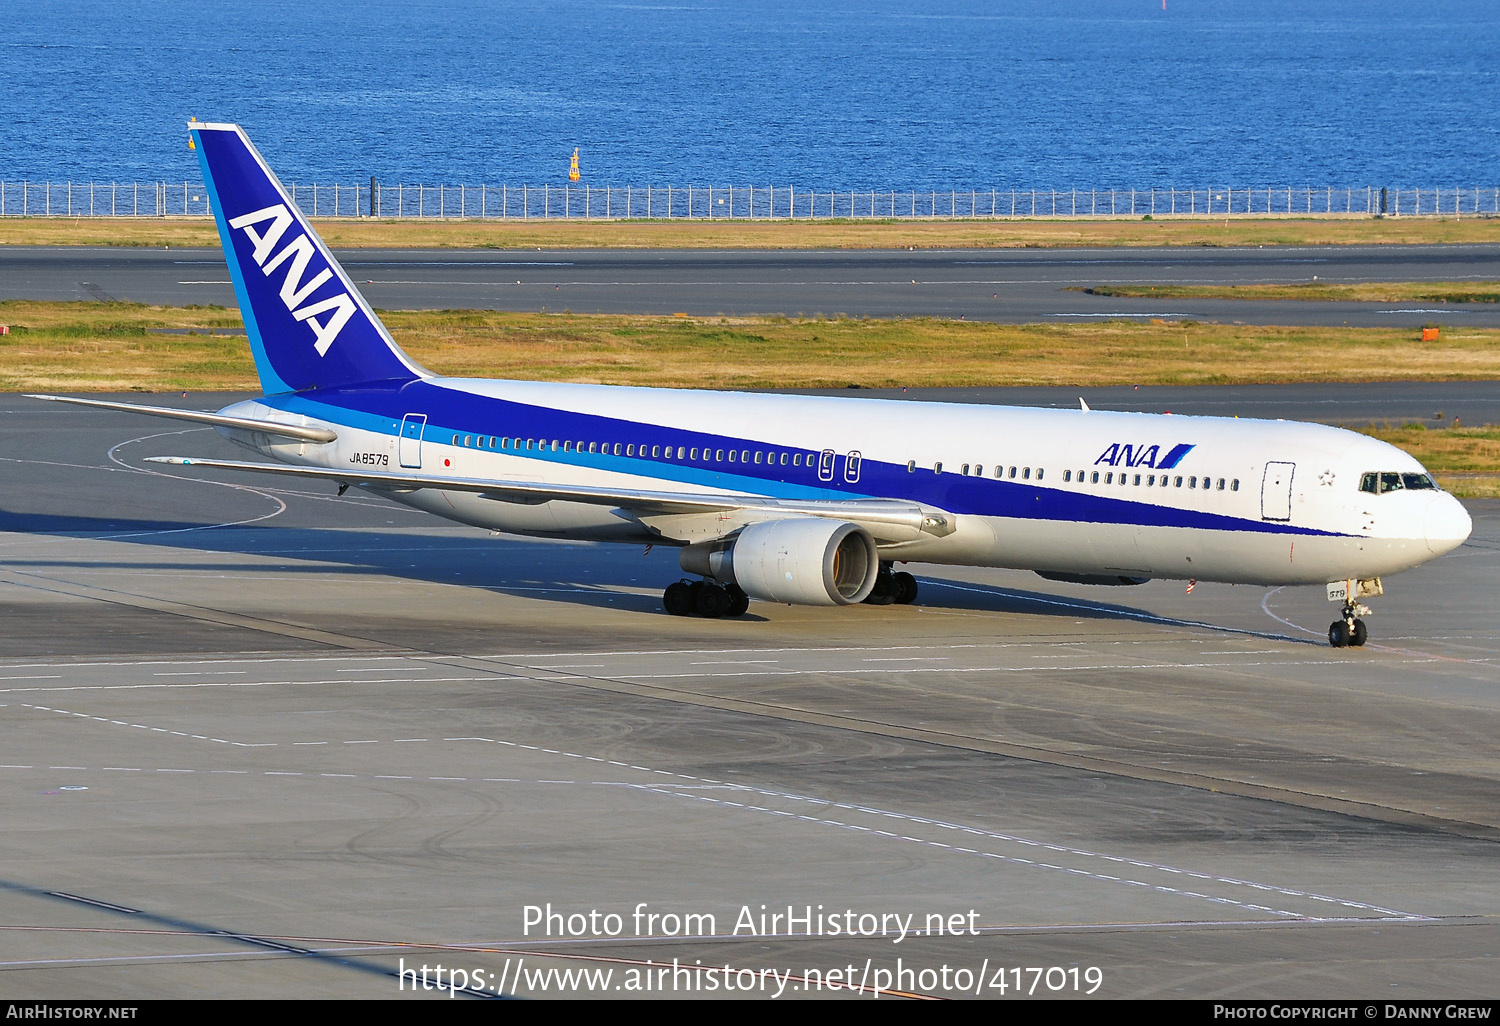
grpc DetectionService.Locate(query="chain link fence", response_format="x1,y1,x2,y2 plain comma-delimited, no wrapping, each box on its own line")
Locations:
3,180,1497,219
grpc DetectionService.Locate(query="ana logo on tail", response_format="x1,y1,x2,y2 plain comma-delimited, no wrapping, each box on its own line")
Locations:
227,204,356,356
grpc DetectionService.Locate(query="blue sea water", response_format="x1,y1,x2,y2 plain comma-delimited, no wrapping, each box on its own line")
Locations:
3,0,1497,189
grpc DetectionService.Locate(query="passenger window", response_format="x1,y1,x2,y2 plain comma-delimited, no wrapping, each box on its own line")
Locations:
1008,466,1017,479
1064,470,1072,482
1217,478,1225,491
1090,471,1099,484
1232,479,1239,491
780,453,788,466
934,462,943,474
907,460,915,473
1189,476,1197,488
796,454,804,467
1147,474,1155,486
1023,467,1031,480
651,445,660,458
1133,474,1141,485
1036,468,1043,481
1105,472,1113,484
1174,476,1183,487
755,452,763,465
961,463,970,476
563,440,572,452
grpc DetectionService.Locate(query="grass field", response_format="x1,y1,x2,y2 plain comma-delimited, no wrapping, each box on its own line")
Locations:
4,215,1500,250
3,299,1496,494
6,300,1500,392
1080,281,1500,303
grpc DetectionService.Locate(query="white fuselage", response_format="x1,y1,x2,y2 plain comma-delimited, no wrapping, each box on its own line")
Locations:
220,377,1472,588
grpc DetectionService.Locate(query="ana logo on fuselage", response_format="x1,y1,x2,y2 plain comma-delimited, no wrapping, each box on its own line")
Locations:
227,204,355,357
1095,442,1194,469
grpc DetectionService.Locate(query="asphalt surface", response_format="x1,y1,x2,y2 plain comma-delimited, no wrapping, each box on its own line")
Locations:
4,243,1500,326
2,392,1499,999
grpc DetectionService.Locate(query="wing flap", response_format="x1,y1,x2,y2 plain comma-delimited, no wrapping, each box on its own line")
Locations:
143,456,955,539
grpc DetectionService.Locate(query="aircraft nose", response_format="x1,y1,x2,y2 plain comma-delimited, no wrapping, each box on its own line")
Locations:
1425,493,1472,555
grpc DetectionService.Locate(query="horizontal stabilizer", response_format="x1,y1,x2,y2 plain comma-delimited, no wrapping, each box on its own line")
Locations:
29,394,338,443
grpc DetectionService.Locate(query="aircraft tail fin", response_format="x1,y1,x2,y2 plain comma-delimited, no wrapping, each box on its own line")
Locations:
189,121,423,396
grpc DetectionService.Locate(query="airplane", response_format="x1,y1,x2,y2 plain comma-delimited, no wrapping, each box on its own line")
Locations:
30,121,1473,648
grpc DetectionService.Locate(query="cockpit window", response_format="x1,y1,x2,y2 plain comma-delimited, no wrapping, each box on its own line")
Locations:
1362,471,1438,494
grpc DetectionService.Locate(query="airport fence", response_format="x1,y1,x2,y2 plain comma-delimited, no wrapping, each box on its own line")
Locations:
2,180,1498,219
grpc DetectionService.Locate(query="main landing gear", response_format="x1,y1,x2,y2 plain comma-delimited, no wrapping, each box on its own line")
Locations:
1328,602,1369,648
663,579,750,618
863,564,918,606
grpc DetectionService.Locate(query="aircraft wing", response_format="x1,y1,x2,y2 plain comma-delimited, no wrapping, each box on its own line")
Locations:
28,394,338,443
143,456,957,541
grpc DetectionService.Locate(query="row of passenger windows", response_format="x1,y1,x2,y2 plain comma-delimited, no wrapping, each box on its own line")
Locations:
452,433,816,468
1063,469,1239,491
448,433,1244,494
906,461,1043,480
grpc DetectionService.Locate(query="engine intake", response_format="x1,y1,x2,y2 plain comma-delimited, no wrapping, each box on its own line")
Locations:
680,518,879,605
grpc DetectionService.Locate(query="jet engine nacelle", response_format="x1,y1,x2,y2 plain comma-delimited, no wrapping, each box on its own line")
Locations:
680,518,879,605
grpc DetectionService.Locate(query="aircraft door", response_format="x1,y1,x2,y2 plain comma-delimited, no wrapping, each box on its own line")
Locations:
1261,461,1295,521
399,414,427,468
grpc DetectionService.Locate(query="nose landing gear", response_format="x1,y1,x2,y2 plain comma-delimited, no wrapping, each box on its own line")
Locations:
1327,605,1369,648
1326,577,1381,648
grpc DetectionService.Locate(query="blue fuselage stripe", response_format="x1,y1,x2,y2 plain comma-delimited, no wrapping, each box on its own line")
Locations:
264,382,1343,539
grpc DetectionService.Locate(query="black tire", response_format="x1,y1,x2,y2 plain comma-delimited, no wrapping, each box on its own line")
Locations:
664,581,694,616
696,583,731,618
864,573,895,605
725,585,750,617
892,571,918,605
1328,621,1350,648
1351,618,1368,647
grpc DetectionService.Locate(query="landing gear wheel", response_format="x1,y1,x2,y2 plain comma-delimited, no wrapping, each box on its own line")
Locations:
1350,618,1368,647
892,571,918,605
1328,620,1351,648
663,581,694,616
725,585,750,618
696,583,731,618
863,572,895,605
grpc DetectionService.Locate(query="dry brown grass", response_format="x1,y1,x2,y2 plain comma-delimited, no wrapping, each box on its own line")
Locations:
1081,281,1500,303
5,215,1500,250
6,300,1500,393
